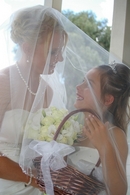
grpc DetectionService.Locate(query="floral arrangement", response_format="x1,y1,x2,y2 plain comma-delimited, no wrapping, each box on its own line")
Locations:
27,107,82,145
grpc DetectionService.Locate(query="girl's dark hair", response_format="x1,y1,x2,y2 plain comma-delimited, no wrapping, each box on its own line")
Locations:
97,63,130,133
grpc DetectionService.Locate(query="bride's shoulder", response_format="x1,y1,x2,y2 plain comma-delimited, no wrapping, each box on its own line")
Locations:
0,65,15,79
0,64,16,78
0,67,10,91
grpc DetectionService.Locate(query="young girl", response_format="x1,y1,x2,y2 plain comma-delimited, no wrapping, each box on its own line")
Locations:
74,62,130,195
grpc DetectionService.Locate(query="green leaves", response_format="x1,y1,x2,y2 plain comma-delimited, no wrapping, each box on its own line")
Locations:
62,10,111,51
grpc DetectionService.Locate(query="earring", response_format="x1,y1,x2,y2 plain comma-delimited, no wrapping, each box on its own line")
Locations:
26,59,29,63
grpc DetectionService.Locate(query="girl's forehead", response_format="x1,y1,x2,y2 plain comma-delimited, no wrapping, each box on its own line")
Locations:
85,68,99,78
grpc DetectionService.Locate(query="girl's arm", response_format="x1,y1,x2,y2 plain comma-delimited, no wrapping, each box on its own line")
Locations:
85,114,128,195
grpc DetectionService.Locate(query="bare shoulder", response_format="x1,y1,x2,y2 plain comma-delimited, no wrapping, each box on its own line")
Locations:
0,67,12,102
0,67,9,80
111,126,128,144
0,76,9,91
0,66,12,90
110,126,128,164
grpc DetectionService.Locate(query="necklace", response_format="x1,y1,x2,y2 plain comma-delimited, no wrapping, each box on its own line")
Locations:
15,62,37,96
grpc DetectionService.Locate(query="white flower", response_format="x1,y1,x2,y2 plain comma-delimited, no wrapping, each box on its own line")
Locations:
27,107,82,145
28,127,39,140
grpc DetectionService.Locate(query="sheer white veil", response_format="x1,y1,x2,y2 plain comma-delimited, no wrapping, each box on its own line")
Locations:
0,5,129,195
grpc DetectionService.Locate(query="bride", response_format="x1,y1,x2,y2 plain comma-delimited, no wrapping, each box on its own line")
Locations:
0,5,68,195
0,4,129,195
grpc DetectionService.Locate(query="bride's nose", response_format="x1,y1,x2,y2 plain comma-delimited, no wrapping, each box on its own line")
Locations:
57,52,63,62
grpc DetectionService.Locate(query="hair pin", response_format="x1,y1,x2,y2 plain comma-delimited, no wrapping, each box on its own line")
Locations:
109,61,117,74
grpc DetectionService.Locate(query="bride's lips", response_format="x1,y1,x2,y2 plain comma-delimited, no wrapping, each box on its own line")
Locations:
49,65,56,73
51,64,56,68
76,93,84,100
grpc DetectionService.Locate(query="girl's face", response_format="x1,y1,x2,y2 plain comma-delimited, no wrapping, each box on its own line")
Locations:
74,68,102,111
31,32,65,74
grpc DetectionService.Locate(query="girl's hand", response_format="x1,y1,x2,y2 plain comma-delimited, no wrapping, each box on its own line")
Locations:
84,114,111,152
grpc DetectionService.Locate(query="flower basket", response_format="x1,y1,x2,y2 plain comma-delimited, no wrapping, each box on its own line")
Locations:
33,109,106,195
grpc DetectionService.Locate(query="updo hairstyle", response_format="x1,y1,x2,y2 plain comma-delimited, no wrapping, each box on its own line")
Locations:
10,5,67,45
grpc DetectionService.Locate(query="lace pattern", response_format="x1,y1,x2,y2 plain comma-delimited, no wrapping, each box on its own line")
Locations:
0,142,21,157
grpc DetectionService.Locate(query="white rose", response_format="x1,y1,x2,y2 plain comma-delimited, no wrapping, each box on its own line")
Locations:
40,116,55,126
63,121,71,129
67,137,74,145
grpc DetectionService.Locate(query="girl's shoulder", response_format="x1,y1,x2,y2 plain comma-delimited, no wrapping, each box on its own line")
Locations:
110,125,127,138
109,125,127,144
110,126,128,163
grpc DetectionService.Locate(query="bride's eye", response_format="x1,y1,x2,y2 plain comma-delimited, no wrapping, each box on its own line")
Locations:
51,50,57,55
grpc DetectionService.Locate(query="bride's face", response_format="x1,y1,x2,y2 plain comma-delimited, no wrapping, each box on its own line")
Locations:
74,68,102,111
31,32,65,74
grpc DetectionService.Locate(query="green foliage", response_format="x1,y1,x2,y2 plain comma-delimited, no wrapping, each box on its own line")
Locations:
62,10,111,51
98,26,111,51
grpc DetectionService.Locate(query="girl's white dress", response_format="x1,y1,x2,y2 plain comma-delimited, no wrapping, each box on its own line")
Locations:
67,146,107,195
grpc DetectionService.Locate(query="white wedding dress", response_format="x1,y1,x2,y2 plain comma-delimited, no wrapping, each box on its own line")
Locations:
0,73,67,195
0,109,42,195
0,110,106,195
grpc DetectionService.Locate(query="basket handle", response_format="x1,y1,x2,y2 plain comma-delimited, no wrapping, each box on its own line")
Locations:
53,108,101,168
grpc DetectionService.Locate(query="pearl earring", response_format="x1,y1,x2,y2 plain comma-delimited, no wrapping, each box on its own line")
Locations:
26,59,29,63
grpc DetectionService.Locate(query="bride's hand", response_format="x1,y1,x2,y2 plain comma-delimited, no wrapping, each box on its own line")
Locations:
31,177,45,192
84,114,111,152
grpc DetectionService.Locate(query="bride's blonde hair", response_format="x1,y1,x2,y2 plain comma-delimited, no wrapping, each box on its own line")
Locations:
10,5,68,47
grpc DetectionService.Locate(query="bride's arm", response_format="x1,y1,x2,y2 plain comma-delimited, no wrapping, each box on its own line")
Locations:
0,155,32,184
0,72,44,191
0,155,44,190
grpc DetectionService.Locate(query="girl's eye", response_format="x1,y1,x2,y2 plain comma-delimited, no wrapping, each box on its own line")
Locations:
82,79,88,87
82,79,88,84
83,79,92,88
